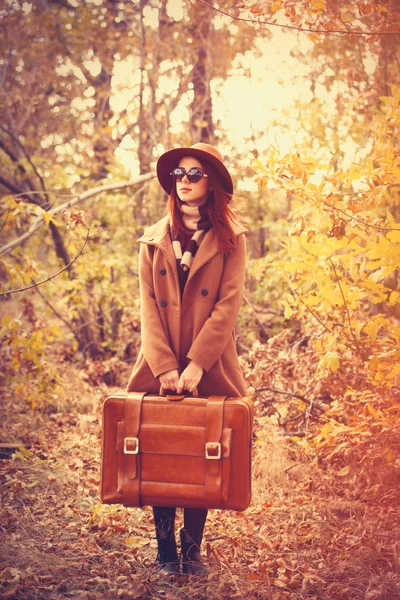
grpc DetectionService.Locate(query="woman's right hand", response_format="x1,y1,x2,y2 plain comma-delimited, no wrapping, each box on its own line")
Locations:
159,369,180,392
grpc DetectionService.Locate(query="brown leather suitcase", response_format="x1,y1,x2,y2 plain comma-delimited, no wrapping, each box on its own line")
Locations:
100,392,253,511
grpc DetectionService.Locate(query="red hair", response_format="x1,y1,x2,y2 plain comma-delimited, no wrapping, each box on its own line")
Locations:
167,161,238,253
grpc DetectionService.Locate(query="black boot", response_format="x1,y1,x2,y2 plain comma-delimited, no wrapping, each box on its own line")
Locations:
180,528,207,576
153,507,180,575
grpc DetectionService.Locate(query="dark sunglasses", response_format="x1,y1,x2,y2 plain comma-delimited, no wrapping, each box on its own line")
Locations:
170,167,208,184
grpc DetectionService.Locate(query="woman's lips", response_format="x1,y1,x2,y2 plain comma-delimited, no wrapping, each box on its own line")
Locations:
180,188,191,192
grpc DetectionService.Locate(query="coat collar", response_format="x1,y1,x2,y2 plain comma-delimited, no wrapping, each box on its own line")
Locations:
137,215,171,246
137,215,247,282
137,216,176,271
137,215,247,245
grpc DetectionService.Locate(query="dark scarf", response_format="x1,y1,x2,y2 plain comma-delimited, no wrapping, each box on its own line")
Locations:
171,203,212,273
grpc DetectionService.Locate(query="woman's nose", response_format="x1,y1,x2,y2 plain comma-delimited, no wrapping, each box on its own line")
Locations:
181,172,189,182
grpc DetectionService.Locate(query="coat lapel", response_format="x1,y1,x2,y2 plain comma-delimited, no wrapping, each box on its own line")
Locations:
186,221,247,285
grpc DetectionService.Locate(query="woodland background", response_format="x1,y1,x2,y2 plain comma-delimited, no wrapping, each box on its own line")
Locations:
1,1,400,599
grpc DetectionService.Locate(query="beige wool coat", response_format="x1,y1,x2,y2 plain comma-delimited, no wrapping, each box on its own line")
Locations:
126,215,248,397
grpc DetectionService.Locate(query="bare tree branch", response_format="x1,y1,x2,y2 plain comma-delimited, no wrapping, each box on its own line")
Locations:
0,172,48,208
0,124,47,193
0,138,19,163
0,173,156,256
1,226,93,297
0,173,28,198
195,0,400,36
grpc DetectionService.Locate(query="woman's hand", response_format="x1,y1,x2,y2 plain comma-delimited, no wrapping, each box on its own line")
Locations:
177,361,204,394
159,369,180,392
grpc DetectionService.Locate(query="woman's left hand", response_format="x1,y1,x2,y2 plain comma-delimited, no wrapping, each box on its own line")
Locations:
177,361,204,394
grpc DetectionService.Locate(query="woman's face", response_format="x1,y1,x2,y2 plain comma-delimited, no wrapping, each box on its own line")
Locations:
176,156,210,207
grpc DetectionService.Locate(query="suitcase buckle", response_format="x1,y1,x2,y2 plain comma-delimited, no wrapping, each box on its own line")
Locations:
205,442,221,460
124,437,139,454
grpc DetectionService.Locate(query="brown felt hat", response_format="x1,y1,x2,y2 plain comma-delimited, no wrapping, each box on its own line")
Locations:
156,143,234,196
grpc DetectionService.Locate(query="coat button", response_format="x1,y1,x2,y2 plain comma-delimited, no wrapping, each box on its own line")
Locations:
160,268,166,275
201,289,208,296
206,259,212,264
160,299,167,307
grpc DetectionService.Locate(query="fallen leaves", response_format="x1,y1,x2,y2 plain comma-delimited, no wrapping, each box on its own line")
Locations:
1,354,400,600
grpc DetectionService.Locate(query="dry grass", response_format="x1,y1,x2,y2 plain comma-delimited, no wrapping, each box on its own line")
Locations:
251,418,316,505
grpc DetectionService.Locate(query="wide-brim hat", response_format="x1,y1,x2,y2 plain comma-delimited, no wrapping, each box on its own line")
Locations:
156,142,233,196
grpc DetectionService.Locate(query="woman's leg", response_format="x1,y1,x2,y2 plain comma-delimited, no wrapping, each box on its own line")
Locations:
180,508,208,575
153,506,179,574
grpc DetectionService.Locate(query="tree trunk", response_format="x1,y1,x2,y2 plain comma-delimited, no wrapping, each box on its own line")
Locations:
136,0,153,226
189,4,214,143
91,66,114,181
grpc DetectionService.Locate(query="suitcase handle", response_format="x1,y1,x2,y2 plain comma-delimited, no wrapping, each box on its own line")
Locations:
166,394,186,401
161,387,194,400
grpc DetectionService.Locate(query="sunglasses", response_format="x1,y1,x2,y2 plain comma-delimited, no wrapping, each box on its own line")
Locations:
170,167,208,184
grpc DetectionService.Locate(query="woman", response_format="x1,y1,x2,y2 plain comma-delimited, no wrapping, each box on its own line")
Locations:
126,143,247,575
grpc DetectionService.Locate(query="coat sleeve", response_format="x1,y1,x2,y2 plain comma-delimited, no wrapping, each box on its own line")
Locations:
187,234,246,372
138,243,180,378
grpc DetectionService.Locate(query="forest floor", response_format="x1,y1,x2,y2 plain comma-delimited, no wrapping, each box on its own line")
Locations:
1,359,400,600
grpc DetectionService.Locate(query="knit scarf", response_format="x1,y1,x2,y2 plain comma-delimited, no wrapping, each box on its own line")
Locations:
171,203,212,272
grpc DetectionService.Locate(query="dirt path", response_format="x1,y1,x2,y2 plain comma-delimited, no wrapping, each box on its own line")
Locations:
1,382,400,600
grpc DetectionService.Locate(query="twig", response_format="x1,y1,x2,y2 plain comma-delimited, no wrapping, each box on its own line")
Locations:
0,227,93,297
243,292,270,339
319,197,400,232
280,187,400,232
0,173,156,256
281,412,307,426
295,517,300,567
0,206,10,236
283,464,299,473
305,396,314,432
291,287,331,332
126,266,139,278
2,190,76,200
288,335,311,347
33,280,77,338
70,305,124,333
328,257,360,352
267,403,284,425
195,0,400,36
256,386,309,402
326,0,351,32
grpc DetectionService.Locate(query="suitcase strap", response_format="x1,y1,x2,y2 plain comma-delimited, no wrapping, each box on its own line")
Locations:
205,395,226,506
121,391,146,507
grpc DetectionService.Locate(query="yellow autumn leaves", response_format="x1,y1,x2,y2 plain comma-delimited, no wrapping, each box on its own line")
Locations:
255,85,400,388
